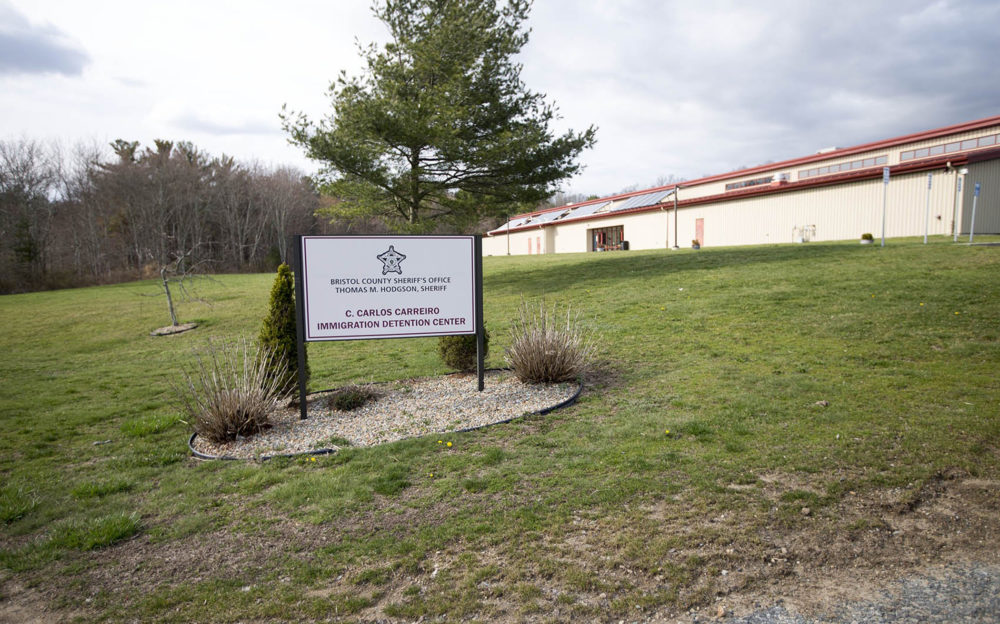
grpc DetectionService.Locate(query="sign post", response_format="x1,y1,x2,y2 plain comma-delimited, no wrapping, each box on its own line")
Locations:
294,236,309,420
474,236,485,391
294,235,484,419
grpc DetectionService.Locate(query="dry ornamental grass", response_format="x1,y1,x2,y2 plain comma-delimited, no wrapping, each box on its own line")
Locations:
175,337,291,444
505,299,594,383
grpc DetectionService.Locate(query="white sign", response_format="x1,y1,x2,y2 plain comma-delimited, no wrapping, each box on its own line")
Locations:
883,166,890,184
300,236,477,341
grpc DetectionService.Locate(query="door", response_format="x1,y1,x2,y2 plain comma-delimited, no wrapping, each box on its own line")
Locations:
695,218,704,245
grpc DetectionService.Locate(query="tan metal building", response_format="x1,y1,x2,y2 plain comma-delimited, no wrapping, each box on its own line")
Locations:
484,115,1000,255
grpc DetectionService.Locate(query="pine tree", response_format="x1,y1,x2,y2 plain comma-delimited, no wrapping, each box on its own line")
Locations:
259,263,308,390
283,0,595,231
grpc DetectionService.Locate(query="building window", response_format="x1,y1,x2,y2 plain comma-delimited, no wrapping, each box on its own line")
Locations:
589,225,624,251
725,175,774,191
799,154,887,180
899,132,1000,161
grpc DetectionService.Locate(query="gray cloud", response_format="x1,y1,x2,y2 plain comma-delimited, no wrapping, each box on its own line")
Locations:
527,0,1000,192
0,1,89,76
171,112,279,137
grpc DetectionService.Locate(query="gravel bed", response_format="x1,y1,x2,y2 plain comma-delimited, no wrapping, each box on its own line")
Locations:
190,369,579,460
723,563,1000,624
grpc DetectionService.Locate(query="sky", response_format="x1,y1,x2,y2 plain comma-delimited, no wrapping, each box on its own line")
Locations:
2,0,1000,198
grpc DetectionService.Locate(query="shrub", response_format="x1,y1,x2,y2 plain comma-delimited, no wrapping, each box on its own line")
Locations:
505,300,593,383
330,385,380,411
438,328,490,372
259,263,308,390
861,232,874,241
176,338,290,444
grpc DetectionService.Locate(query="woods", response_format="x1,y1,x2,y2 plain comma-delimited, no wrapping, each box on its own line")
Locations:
0,138,320,294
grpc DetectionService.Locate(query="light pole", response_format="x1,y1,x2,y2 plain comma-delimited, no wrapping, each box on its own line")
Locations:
924,173,932,244
881,166,889,247
506,216,510,255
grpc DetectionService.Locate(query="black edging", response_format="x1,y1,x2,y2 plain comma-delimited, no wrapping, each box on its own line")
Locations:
187,433,339,462
187,369,583,462
454,376,583,434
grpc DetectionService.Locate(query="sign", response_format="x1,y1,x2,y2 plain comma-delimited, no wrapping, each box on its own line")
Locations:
299,236,477,341
292,235,486,417
975,182,981,197
883,166,890,185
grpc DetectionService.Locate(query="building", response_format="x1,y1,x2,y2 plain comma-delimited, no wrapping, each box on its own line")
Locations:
483,115,1000,255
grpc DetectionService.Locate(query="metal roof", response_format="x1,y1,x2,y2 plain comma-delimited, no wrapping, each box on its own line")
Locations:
613,189,675,211
489,200,615,233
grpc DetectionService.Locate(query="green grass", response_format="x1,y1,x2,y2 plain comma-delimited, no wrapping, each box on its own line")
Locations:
1,236,999,622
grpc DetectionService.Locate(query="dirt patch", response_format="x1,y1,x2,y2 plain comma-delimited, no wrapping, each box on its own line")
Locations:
149,322,197,336
2,472,998,623
346,471,1000,623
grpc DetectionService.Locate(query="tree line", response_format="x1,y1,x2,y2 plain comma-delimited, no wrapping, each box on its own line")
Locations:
0,138,321,294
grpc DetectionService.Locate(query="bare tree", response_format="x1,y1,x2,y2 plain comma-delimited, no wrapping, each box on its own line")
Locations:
2,137,322,293
0,138,58,291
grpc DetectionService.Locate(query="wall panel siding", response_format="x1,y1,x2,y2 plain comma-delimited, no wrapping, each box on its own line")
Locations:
672,169,963,248
549,210,669,253
961,160,1000,234
483,228,538,256
891,127,1000,165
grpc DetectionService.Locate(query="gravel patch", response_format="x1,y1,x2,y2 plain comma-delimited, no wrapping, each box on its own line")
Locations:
725,563,1000,624
190,369,579,460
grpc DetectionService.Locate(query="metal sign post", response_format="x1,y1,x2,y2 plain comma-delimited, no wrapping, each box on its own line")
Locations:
474,236,485,391
924,173,932,244
969,182,981,243
881,167,890,247
293,234,309,421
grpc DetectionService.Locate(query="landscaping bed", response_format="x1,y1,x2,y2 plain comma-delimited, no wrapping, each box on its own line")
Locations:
189,370,581,460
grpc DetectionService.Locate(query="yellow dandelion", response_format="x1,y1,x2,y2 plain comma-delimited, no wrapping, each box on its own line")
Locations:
665,429,670,435
447,441,453,448
438,440,443,444
919,302,924,306
955,311,961,315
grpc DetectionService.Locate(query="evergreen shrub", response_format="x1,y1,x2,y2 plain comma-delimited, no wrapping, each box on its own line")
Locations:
259,263,308,390
330,385,380,411
438,328,489,372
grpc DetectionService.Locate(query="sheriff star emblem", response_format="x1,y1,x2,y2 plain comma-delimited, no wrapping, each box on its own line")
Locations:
376,245,406,275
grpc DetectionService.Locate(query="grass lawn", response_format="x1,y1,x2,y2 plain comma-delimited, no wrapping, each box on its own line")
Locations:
1,236,998,622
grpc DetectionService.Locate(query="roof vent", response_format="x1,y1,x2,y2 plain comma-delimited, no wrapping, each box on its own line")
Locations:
816,146,839,154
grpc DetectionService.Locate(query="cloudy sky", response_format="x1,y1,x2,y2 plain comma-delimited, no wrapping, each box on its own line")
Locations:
2,0,999,197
